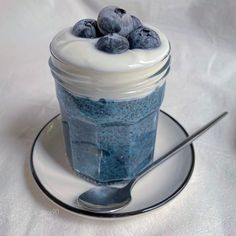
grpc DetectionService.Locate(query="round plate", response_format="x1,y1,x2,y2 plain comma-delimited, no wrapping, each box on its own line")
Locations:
30,111,194,219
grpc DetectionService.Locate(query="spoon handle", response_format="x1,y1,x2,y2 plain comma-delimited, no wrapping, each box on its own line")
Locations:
129,111,228,187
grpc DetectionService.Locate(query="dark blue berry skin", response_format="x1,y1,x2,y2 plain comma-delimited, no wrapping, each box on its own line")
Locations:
128,26,161,49
96,33,129,54
131,15,142,30
97,6,134,36
72,19,101,38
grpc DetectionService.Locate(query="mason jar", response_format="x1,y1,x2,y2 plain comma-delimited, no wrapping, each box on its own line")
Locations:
49,27,171,184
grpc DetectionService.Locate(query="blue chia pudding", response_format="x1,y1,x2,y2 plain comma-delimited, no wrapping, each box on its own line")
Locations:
49,5,171,184
55,81,166,184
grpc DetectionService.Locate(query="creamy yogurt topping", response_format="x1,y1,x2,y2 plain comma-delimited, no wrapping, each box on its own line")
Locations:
49,26,170,100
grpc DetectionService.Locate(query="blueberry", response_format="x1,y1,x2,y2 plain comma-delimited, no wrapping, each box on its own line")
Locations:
131,15,142,30
72,19,101,38
96,33,129,54
128,26,161,49
97,6,133,36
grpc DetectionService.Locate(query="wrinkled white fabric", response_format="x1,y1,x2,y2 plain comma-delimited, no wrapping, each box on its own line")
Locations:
0,0,236,235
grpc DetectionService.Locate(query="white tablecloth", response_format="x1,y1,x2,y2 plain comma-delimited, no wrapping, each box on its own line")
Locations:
1,0,235,235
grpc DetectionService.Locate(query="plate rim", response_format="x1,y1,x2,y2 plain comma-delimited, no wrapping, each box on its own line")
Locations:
30,110,195,218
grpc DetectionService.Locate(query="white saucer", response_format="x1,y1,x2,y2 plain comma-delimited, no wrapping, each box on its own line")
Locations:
30,111,194,219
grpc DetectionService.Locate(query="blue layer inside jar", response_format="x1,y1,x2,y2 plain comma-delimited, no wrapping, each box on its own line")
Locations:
55,80,166,184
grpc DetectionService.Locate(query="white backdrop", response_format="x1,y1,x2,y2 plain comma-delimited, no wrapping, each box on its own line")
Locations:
0,0,236,235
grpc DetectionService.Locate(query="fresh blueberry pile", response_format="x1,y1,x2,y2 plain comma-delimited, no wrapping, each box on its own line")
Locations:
72,6,161,54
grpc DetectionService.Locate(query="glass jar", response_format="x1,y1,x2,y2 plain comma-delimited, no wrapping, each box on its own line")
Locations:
49,49,170,184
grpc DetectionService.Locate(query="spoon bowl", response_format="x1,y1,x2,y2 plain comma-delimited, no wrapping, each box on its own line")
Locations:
78,184,132,212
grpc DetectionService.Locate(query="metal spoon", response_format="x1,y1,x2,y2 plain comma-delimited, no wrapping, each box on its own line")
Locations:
78,112,228,213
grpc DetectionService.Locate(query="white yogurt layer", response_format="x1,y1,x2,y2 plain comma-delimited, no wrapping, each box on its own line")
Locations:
49,26,171,100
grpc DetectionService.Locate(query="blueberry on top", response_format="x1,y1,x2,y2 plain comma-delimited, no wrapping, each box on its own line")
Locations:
72,19,101,38
97,6,134,37
96,33,129,54
128,26,161,49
